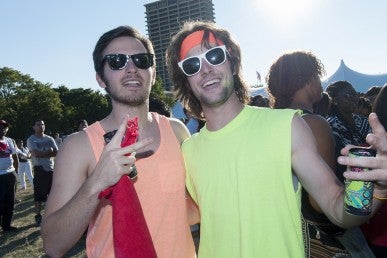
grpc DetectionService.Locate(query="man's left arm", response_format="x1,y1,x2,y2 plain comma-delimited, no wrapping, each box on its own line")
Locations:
290,114,368,228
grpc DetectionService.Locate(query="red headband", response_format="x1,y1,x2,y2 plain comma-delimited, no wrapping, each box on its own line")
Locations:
179,30,223,60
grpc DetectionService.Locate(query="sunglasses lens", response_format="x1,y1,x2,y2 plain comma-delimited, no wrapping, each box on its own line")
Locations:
182,57,201,76
104,53,153,70
107,54,128,70
206,47,226,65
132,54,153,69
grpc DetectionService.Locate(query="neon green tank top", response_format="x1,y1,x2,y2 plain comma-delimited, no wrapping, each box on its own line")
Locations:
183,106,303,257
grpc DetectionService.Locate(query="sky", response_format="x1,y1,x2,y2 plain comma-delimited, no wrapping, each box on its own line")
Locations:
1,0,386,93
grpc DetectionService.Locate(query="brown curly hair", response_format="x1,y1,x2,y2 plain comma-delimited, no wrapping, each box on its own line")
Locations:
166,21,249,119
266,51,325,108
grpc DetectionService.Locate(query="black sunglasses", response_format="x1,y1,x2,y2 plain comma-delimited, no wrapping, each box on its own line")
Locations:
103,53,154,70
178,45,228,76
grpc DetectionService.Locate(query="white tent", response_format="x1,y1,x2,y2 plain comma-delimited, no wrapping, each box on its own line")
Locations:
322,60,387,93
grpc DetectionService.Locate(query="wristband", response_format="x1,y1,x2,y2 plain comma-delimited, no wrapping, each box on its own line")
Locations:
373,195,387,201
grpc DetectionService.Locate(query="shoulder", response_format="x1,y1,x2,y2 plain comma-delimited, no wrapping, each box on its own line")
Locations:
302,114,332,133
5,137,16,147
167,117,190,145
57,131,93,163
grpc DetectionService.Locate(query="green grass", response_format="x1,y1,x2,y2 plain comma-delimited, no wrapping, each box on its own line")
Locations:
0,187,86,258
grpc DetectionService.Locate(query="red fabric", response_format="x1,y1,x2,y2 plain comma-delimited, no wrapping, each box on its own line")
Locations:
98,117,157,258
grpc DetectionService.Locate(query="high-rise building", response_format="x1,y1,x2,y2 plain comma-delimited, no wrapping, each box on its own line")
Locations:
144,0,215,90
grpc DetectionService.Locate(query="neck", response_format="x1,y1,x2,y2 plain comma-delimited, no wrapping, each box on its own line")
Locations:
203,93,244,131
289,103,313,113
289,90,314,113
101,102,152,133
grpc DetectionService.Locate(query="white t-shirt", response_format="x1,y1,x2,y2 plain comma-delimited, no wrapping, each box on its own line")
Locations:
0,137,17,174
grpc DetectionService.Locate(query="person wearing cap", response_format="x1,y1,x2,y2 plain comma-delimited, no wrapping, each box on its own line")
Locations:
0,119,19,232
166,20,387,257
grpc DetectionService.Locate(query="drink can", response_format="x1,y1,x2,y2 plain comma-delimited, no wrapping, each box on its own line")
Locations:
344,148,376,216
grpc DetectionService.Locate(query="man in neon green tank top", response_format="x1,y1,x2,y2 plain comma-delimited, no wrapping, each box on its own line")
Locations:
166,20,387,258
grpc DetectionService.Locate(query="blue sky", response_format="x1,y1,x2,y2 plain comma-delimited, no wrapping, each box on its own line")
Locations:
1,0,386,92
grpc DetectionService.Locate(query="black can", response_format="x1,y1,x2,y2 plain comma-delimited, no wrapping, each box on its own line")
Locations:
344,148,376,216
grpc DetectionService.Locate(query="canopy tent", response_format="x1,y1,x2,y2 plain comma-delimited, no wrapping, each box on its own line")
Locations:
322,60,387,93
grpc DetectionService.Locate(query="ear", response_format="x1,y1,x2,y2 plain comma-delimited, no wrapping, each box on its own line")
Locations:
96,73,107,89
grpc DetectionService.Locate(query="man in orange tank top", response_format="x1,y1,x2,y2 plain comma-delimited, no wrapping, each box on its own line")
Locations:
41,26,198,258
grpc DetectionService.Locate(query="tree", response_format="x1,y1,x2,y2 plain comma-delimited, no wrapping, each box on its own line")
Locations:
150,77,176,107
54,86,110,134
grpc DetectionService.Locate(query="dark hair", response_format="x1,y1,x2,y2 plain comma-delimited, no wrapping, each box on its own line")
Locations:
93,26,155,80
365,86,381,97
358,96,371,114
266,51,325,108
249,95,269,107
326,80,354,100
313,92,331,116
33,119,44,125
372,84,387,129
166,20,249,119
149,96,171,117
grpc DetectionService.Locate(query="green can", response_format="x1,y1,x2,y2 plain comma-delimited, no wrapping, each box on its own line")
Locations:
344,148,376,216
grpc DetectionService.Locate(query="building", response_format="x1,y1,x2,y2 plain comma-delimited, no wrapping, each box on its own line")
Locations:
144,0,215,90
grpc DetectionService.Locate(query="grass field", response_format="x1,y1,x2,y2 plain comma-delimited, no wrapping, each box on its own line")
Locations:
0,187,86,258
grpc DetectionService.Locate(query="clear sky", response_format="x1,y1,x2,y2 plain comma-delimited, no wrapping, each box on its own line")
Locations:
1,0,386,92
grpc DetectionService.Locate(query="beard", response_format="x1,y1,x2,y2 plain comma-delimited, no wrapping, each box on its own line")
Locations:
197,83,234,108
105,83,148,107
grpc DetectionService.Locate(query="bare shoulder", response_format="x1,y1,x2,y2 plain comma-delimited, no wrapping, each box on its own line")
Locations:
167,117,190,144
302,114,333,136
56,131,93,175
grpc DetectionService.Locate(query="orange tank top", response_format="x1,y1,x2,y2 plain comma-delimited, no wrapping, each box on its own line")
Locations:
85,113,195,258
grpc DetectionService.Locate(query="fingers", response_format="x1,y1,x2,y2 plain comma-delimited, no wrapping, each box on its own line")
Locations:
340,144,356,156
108,115,129,147
338,155,380,170
343,169,386,181
115,137,153,157
366,113,387,153
368,113,386,137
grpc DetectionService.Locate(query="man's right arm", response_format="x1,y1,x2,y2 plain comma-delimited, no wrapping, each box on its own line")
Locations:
41,117,153,258
41,132,101,258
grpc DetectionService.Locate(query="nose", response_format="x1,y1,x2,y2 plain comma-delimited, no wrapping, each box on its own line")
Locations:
200,58,213,75
125,59,138,73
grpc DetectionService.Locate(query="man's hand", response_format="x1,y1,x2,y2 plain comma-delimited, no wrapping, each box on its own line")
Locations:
90,116,152,191
339,113,387,188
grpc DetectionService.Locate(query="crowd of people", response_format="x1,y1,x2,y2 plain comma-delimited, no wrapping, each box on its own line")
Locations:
1,21,387,258
0,118,88,231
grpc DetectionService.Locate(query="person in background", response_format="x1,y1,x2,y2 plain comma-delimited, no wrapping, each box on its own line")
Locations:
365,86,382,106
149,96,171,117
313,92,331,117
166,20,387,258
53,133,62,148
27,120,58,226
267,51,374,257
326,81,372,182
267,50,342,256
77,119,88,132
16,139,33,190
357,96,372,117
360,84,387,257
248,94,270,107
41,26,196,258
0,119,19,232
